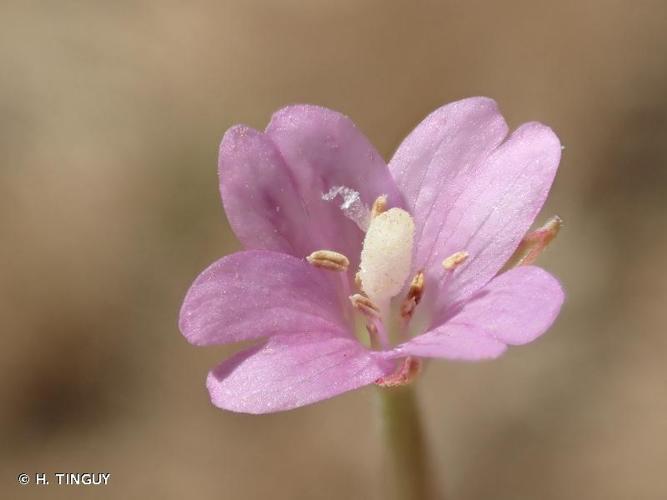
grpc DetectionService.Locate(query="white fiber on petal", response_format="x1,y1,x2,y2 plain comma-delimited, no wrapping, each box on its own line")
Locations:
359,208,415,303
322,186,370,231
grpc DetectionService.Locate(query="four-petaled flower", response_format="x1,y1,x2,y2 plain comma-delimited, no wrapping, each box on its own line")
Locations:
179,97,564,414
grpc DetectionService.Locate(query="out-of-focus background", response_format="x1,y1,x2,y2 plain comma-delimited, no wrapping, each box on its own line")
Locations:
2,1,666,498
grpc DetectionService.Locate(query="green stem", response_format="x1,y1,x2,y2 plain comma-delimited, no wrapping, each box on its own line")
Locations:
377,384,440,500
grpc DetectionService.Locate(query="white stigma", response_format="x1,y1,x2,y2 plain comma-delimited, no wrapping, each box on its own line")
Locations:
359,207,415,305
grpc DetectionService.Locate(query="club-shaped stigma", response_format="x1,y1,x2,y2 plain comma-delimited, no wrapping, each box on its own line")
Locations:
306,250,350,272
359,207,415,304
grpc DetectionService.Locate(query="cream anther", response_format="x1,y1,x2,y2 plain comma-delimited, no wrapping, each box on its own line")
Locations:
406,271,425,304
306,250,350,272
349,293,381,318
401,270,424,320
370,195,388,219
442,251,469,270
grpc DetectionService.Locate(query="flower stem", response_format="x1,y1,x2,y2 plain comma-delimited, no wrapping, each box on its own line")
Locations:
377,384,440,500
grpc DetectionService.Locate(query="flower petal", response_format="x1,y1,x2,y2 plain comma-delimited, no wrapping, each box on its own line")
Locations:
395,266,563,360
389,97,509,252
265,105,404,267
389,98,561,310
206,332,392,413
440,265,564,345
179,250,347,346
388,326,507,361
432,123,561,311
219,125,315,255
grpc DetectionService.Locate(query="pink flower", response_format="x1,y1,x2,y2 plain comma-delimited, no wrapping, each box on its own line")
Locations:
179,97,564,414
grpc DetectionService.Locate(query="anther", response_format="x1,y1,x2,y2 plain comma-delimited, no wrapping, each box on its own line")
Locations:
306,250,350,272
349,293,381,318
442,251,469,270
400,271,424,320
505,215,562,268
370,195,388,219
406,271,424,304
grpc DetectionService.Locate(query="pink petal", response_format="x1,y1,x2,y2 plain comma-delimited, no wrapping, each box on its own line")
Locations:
389,98,561,310
389,97,509,252
218,126,315,256
395,266,563,360
206,332,392,413
265,105,404,268
387,326,507,361
440,265,564,346
179,250,347,346
432,122,561,311
428,123,561,305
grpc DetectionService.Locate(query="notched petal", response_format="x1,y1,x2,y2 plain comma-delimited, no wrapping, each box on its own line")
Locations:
179,250,346,346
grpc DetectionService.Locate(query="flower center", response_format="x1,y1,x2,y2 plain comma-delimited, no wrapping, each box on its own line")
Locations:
314,189,467,353
308,190,480,386
315,189,418,349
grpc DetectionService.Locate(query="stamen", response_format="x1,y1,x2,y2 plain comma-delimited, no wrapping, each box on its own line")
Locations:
375,357,422,387
354,272,363,290
504,215,562,268
400,271,424,320
349,293,381,318
442,250,469,270
365,323,381,350
400,298,417,321
370,195,388,218
406,271,425,304
306,250,350,272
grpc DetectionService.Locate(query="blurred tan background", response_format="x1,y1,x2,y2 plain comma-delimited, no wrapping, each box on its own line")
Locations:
2,1,666,499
